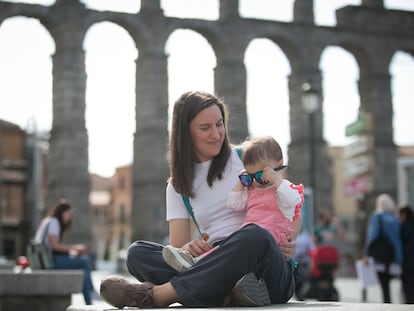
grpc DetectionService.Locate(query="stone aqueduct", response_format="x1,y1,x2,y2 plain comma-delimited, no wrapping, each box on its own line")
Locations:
1,0,413,245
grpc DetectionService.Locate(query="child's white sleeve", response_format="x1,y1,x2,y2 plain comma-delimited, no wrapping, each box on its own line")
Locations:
277,180,302,221
226,189,248,211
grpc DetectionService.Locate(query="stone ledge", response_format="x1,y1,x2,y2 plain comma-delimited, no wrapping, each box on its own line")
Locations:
0,259,15,270
0,270,83,311
0,270,83,295
67,301,414,311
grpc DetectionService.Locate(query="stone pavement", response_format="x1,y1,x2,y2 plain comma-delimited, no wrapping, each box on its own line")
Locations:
70,261,409,310
68,302,413,311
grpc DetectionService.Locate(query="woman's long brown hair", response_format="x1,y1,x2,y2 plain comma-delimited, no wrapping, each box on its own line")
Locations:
46,198,72,240
169,91,231,198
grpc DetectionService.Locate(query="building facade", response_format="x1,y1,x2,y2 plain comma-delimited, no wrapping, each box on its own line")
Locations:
0,120,28,259
109,165,133,260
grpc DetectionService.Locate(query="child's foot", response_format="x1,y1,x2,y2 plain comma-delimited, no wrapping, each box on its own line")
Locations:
224,273,271,307
162,245,195,272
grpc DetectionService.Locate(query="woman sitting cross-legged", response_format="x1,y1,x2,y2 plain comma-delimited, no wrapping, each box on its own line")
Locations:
100,91,301,308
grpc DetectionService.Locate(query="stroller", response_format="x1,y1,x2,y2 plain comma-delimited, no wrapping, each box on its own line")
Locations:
295,245,340,301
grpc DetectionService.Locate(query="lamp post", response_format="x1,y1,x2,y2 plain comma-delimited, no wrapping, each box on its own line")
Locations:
301,82,320,227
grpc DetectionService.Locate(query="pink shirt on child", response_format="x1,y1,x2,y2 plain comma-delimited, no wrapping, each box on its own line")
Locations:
227,180,303,244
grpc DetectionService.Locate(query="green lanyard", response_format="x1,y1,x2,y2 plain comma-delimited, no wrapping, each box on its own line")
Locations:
181,147,243,239
182,195,203,238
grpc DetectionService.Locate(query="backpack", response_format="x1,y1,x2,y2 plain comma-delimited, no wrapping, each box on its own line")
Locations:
26,219,55,269
367,214,395,264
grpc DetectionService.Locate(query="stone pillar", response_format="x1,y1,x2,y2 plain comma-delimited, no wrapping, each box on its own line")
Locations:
358,70,397,213
214,57,248,144
361,0,384,8
219,0,239,20
294,0,315,24
47,2,92,246
132,49,169,242
288,69,333,217
141,0,162,12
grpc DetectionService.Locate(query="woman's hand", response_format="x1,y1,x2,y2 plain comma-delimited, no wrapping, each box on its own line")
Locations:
182,239,213,257
69,244,88,256
279,240,296,260
362,255,370,265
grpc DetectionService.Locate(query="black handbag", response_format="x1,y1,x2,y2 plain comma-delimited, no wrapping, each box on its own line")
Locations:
367,214,395,264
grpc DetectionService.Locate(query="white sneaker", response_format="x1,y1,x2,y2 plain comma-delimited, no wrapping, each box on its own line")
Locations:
162,245,195,272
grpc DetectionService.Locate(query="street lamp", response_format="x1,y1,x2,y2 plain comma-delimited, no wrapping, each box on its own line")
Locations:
301,82,320,228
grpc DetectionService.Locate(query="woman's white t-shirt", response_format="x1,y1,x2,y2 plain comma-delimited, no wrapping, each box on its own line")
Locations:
34,216,61,252
166,149,245,245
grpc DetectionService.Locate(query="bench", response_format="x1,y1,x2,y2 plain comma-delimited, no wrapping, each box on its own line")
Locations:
0,270,83,311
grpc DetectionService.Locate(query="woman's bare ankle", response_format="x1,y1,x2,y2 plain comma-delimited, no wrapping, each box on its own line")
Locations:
153,283,179,307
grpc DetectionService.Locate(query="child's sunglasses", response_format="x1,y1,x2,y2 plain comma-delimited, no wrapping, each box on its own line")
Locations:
238,165,290,187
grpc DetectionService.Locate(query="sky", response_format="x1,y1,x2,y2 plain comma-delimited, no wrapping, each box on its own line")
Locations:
0,0,413,177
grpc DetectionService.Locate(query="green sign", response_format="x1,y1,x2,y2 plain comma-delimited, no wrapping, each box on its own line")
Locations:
345,114,372,137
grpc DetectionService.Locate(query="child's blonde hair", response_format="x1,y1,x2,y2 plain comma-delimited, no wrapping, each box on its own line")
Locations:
242,136,283,167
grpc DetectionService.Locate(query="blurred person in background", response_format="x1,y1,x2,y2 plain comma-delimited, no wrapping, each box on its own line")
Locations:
398,205,414,304
35,198,100,304
313,209,345,246
364,193,403,303
294,228,316,299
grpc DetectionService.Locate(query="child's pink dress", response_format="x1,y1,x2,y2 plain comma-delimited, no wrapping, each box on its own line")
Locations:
229,181,303,244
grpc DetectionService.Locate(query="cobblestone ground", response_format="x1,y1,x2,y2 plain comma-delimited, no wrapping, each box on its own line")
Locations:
71,261,405,307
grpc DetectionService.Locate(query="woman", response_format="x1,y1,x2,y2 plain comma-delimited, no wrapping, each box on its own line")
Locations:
398,205,414,303
35,198,99,305
313,209,345,246
100,91,301,308
364,193,403,303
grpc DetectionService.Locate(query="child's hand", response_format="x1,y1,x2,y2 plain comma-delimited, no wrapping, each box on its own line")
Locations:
262,167,283,187
232,169,246,191
232,180,245,191
183,239,213,257
279,240,296,260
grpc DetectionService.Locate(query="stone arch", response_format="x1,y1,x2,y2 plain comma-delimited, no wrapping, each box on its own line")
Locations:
82,20,137,257
319,46,360,226
342,42,391,75
165,28,216,127
83,21,137,175
165,22,251,142
0,16,55,129
390,50,414,146
165,21,232,62
320,46,360,145
0,14,56,255
244,38,291,153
